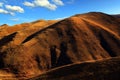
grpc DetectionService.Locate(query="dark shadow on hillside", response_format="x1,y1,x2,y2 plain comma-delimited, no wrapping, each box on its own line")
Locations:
0,32,17,47
56,42,72,67
50,45,57,68
0,52,6,68
99,31,117,57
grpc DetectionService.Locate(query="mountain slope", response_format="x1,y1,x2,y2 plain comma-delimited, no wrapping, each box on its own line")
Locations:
30,57,120,80
0,12,120,79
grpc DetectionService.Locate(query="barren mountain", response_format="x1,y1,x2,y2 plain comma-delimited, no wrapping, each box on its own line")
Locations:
0,12,120,79
30,57,120,80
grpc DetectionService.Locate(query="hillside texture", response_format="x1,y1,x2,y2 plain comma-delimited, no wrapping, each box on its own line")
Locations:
0,12,120,79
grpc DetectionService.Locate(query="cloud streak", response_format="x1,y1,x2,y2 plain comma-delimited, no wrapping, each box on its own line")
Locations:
5,5,24,13
23,1,35,7
0,8,8,14
52,0,64,6
23,0,64,10
0,1,24,16
67,0,75,4
0,8,15,16
10,18,19,21
34,0,57,10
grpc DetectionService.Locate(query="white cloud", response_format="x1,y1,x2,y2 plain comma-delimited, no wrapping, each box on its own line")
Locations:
9,12,15,16
10,18,19,21
5,5,24,13
23,0,65,10
23,1,35,7
52,0,64,6
0,8,15,16
0,2,24,16
0,8,8,14
34,0,57,10
0,2,3,7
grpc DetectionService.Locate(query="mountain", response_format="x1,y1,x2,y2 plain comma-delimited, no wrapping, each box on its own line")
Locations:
0,12,120,79
30,57,120,80
113,14,120,18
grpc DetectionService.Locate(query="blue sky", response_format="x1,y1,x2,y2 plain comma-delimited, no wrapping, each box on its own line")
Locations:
0,0,120,25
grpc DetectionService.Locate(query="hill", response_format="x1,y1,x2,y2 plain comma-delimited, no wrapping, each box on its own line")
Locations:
0,12,120,79
30,57,120,80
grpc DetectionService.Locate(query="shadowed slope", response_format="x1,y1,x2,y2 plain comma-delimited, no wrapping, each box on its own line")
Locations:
0,32,17,47
30,57,120,80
